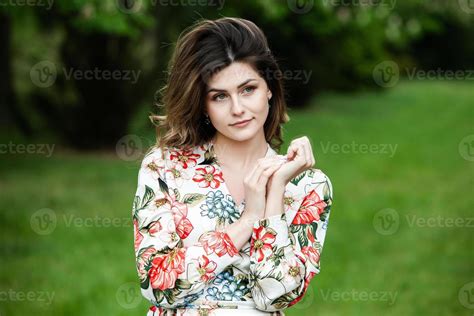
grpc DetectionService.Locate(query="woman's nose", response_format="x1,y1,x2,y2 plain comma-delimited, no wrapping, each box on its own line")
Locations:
230,96,245,115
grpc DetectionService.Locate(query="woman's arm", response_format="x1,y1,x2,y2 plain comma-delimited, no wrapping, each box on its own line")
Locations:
248,169,333,312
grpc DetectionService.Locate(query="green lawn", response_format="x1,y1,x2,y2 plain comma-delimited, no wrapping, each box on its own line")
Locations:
0,80,472,315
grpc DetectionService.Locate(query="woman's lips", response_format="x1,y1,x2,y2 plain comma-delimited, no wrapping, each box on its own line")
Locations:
231,118,253,127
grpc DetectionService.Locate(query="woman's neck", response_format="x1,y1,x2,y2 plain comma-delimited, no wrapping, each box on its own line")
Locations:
211,132,268,170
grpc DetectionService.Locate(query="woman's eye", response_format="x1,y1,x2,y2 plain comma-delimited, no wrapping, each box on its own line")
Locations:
243,86,255,94
213,94,226,101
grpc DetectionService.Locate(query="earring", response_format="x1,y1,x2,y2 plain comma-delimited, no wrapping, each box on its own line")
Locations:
204,115,211,125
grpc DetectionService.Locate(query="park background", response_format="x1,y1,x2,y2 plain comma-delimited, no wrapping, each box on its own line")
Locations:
0,0,473,315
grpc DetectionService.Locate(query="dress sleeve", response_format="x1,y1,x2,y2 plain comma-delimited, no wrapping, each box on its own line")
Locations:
248,169,333,312
132,146,242,308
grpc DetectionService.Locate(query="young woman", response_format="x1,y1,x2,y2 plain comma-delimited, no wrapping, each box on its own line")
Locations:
132,17,333,316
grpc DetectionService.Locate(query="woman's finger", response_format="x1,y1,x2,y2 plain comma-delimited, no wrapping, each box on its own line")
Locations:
256,160,284,187
245,157,282,187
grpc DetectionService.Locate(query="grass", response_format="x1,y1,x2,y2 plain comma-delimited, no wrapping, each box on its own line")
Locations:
0,80,472,315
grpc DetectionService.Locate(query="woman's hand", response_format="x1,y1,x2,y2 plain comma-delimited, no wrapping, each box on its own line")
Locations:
240,156,286,228
268,136,316,189
264,137,316,218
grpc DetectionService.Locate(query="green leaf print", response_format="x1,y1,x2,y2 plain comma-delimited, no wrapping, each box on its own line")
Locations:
182,193,207,206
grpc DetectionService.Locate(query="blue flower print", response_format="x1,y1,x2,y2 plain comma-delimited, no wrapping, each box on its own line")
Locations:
221,281,248,301
205,286,223,300
214,270,234,285
200,190,241,225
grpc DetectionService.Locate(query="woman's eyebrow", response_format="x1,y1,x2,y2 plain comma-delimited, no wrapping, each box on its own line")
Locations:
206,78,257,93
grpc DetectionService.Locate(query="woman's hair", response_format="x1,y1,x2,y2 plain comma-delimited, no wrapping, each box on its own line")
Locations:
150,17,290,153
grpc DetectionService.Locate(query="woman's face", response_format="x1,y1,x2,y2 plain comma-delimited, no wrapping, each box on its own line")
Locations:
205,61,272,142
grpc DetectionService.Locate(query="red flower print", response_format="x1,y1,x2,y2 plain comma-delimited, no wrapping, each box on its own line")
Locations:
134,219,144,253
196,255,217,282
192,165,224,189
136,247,157,282
250,226,276,262
168,192,194,239
169,148,200,169
292,189,327,225
148,248,186,291
199,231,239,257
301,246,320,266
148,220,162,237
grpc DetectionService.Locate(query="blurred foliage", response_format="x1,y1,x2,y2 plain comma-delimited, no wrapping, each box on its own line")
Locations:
1,0,473,149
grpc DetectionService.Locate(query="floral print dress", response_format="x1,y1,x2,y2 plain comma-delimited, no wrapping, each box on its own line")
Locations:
132,139,333,316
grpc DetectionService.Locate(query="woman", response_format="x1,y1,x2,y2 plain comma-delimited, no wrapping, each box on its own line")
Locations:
132,17,333,316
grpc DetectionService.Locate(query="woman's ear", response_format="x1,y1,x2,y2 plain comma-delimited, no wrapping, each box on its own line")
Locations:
267,90,272,100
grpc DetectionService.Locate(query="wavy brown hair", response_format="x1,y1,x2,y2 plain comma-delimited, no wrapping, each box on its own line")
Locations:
150,17,290,154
